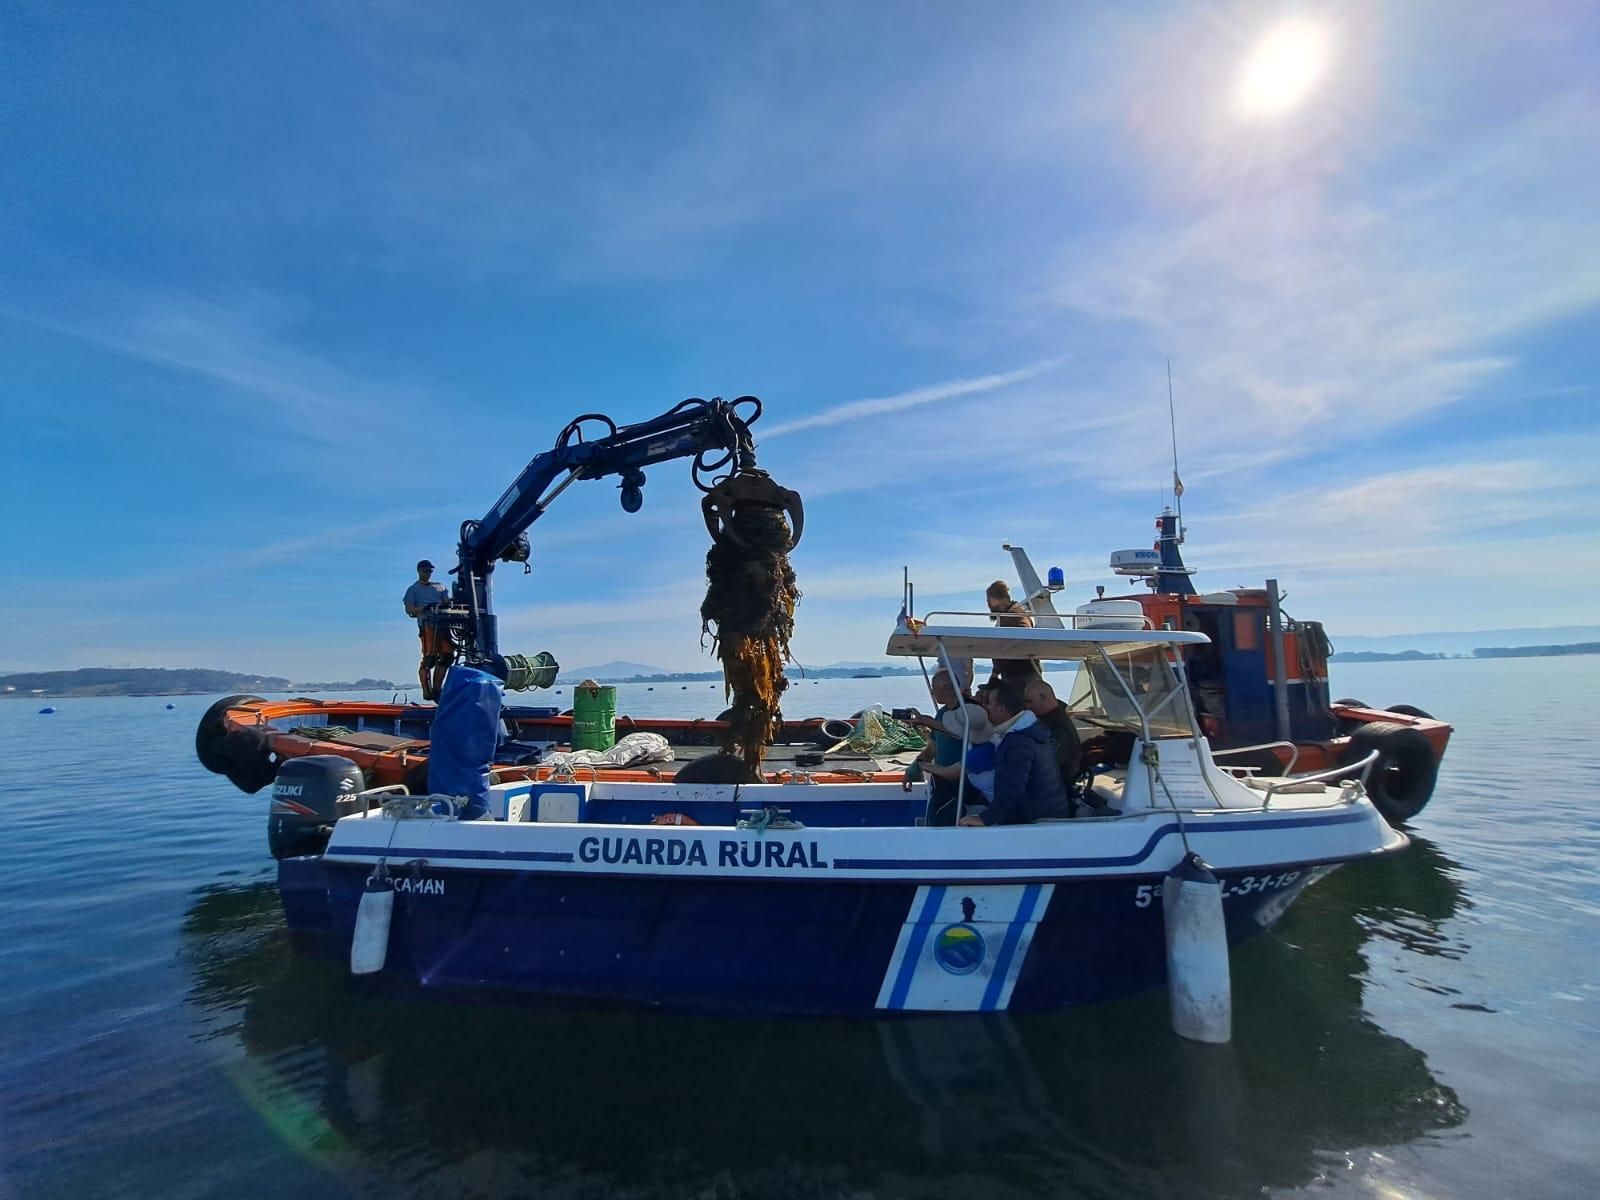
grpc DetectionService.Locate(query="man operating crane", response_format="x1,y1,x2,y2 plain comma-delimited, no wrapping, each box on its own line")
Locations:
403,559,453,701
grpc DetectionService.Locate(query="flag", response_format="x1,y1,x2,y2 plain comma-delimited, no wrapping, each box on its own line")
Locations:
1173,470,1184,498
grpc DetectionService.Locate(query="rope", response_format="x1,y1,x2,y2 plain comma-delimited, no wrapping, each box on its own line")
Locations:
1143,742,1195,856
736,805,804,832
290,724,356,740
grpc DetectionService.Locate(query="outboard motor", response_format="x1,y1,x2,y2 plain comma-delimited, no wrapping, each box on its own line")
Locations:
268,755,366,859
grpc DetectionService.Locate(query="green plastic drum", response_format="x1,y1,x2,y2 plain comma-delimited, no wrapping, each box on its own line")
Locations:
572,683,617,751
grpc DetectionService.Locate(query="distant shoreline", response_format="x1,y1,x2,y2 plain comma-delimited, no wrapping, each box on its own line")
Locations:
1332,642,1599,663
0,667,398,700
9,640,1596,698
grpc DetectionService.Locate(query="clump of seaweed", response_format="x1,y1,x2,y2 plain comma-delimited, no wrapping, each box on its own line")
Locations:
701,503,800,774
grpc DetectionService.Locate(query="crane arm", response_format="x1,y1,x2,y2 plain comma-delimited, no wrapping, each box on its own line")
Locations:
459,398,757,574
443,395,802,676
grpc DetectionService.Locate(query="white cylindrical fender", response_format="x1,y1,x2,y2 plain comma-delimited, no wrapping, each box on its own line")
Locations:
1163,852,1233,1043
350,871,395,976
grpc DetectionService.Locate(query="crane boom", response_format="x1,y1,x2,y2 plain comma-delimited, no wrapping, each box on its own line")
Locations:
438,396,802,686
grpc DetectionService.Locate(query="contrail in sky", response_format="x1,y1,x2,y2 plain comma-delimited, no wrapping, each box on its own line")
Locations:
761,359,1064,438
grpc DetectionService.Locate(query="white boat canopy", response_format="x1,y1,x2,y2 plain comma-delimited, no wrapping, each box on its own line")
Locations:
885,622,1211,663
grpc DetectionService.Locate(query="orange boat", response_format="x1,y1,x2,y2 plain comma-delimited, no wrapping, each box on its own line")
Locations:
1042,507,1452,823
196,695,903,795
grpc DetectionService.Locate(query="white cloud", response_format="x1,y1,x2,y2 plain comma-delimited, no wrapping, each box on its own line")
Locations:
5,291,437,442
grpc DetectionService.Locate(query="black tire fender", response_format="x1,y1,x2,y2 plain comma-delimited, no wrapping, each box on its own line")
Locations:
1342,719,1438,824
1385,703,1435,720
196,694,266,776
1332,697,1369,708
219,727,279,794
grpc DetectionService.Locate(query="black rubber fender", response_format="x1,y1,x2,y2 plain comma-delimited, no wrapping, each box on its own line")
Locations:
196,694,266,776
1386,703,1435,720
219,727,279,794
1342,719,1438,824
1331,698,1372,736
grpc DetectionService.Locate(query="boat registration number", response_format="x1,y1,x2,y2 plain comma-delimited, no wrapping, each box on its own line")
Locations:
1133,871,1302,908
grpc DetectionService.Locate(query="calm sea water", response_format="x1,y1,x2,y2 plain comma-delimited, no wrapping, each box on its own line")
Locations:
2,659,1597,1199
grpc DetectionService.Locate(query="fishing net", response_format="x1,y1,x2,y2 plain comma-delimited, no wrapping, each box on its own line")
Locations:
701,504,800,773
835,708,927,757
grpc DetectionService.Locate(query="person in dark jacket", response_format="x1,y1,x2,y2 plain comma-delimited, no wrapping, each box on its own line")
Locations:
1023,678,1083,785
959,680,1071,826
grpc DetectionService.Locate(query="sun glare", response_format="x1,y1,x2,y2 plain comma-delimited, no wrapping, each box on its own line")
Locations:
1234,20,1331,119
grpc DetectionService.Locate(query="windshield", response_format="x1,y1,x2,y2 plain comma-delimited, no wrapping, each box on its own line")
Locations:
1063,646,1197,738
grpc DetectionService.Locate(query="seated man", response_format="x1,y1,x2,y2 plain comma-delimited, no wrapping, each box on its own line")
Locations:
907,670,992,825
959,680,1071,826
924,735,998,811
1023,678,1085,796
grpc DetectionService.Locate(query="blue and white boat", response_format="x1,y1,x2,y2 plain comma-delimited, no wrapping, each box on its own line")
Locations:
269,613,1403,1017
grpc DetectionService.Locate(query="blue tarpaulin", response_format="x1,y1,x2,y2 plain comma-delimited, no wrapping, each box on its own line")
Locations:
429,666,504,819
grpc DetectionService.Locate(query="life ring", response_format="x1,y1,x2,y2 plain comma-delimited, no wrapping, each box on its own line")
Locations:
650,812,701,826
1385,703,1435,720
820,718,855,742
1341,720,1438,824
196,695,266,777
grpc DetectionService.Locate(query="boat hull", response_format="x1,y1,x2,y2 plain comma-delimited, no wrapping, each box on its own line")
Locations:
280,854,1336,1016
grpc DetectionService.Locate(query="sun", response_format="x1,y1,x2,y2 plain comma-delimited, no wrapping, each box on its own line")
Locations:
1233,19,1332,120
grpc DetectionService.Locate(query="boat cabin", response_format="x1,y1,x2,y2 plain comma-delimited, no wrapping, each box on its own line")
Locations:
1129,589,1337,748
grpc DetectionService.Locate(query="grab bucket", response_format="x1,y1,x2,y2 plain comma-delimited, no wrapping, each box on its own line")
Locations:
572,681,617,751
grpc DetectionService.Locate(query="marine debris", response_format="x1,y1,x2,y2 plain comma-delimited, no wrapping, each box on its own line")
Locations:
700,486,801,774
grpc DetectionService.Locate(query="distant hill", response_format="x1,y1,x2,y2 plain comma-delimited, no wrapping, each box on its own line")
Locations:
1330,651,1450,663
0,668,396,698
1333,626,1600,656
1473,642,1600,659
1331,642,1600,663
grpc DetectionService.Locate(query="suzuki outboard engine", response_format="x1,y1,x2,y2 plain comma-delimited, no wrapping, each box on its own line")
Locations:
268,755,366,859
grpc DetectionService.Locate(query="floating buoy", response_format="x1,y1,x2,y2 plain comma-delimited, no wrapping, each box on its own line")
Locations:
351,866,395,975
166,703,176,710
1164,852,1232,1043
647,687,654,691
38,706,56,714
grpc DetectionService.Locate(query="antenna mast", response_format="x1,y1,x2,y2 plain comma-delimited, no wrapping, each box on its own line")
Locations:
1167,357,1184,535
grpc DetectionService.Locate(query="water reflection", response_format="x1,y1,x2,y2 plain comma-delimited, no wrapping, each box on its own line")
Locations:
181,839,1468,1198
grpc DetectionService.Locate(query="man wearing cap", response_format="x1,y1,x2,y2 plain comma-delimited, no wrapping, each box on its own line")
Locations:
403,560,452,701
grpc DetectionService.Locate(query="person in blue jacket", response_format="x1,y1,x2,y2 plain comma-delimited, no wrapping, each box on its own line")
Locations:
960,679,1071,826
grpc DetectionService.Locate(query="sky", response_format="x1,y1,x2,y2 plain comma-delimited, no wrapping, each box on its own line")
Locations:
3,0,1597,681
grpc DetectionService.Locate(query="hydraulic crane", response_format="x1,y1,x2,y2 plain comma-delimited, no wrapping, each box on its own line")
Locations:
434,395,803,689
